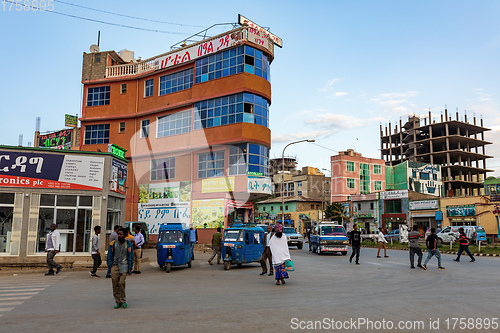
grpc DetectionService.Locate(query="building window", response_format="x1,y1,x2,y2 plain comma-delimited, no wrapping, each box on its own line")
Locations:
84,124,110,145
198,151,224,178
194,45,270,84
159,68,194,96
297,181,302,187
271,206,274,211
385,199,402,214
310,204,314,209
370,202,374,210
360,163,370,194
357,203,362,210
144,79,154,97
347,178,355,189
298,191,302,195
374,165,382,174
374,180,382,191
248,144,269,176
157,110,192,137
347,161,355,172
151,157,175,181
420,172,430,180
228,144,247,175
194,92,269,129
95,54,101,63
289,183,294,191
119,122,125,133
87,86,110,106
141,119,150,138
0,193,14,253
262,207,266,212
120,84,127,94
433,174,437,180
285,205,288,211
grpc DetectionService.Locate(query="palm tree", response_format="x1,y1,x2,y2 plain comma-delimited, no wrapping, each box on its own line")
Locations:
324,202,350,222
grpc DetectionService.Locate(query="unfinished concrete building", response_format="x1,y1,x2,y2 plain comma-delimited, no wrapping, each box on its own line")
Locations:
380,109,492,197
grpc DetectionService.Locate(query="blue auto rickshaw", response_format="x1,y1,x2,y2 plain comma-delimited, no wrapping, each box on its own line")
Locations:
221,225,264,270
156,223,192,273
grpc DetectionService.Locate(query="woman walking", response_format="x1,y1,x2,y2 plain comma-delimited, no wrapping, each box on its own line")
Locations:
377,227,389,258
269,224,291,285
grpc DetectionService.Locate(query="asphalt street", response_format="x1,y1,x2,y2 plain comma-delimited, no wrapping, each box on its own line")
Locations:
0,246,499,333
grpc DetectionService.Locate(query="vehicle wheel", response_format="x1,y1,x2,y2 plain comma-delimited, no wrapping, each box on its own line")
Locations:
187,260,192,268
312,245,317,253
341,251,347,255
166,263,171,273
224,261,230,270
237,263,242,267
317,248,322,255
297,244,303,250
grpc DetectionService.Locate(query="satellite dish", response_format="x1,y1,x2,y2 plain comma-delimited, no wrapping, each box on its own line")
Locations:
89,44,100,53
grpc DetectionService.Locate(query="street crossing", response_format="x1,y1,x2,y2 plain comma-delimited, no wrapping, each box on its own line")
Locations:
0,274,67,318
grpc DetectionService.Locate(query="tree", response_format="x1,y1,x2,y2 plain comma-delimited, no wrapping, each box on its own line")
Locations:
324,202,349,222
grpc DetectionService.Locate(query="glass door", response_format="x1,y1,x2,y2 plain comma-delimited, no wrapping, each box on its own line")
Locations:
77,208,92,252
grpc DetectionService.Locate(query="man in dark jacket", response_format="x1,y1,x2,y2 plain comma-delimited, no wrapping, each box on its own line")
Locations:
408,225,423,269
107,228,134,309
453,228,475,262
349,224,361,265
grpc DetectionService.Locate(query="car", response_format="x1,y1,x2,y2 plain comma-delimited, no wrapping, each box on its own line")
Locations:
310,223,349,255
283,227,304,249
384,229,400,242
474,226,487,243
437,226,459,244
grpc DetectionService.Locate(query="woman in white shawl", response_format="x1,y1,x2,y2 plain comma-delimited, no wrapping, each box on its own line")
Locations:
268,224,291,285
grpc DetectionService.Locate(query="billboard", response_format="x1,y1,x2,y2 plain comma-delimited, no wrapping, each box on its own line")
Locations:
191,199,225,228
238,14,283,47
0,150,103,190
38,130,72,150
65,114,78,127
110,159,127,195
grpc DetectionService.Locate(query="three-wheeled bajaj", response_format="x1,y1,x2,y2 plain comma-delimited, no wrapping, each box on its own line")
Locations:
221,225,264,270
156,223,192,273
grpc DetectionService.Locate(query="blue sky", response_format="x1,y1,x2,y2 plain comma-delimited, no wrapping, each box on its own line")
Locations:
1,0,500,176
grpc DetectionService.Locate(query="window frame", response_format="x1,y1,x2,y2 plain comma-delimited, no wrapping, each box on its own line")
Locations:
144,79,154,98
84,124,110,145
87,86,110,107
141,119,150,138
347,178,355,189
150,157,175,181
347,161,355,172
197,151,225,179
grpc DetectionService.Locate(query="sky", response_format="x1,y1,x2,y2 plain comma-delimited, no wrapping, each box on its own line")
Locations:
1,0,500,177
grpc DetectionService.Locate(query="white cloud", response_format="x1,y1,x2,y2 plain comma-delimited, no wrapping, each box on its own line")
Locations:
472,88,493,102
335,92,348,97
317,78,348,98
370,91,419,114
304,113,367,129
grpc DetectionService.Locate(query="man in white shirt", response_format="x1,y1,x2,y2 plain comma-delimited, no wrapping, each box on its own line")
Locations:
132,226,145,274
45,223,62,276
260,225,274,276
90,225,102,278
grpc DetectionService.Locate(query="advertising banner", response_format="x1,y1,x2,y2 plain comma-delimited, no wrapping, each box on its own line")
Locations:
446,205,476,217
409,200,438,210
65,114,78,127
191,199,225,228
380,190,408,200
247,176,272,194
138,181,191,234
0,150,103,190
38,130,72,150
202,177,235,193
110,159,127,195
238,14,283,47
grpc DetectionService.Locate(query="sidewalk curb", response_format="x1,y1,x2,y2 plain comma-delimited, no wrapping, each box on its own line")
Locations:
360,245,500,257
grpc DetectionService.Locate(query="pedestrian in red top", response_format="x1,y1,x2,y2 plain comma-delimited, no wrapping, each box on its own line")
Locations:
453,228,475,262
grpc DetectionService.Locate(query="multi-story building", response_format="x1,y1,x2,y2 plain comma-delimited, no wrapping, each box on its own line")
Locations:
80,22,280,237
330,149,386,202
380,110,492,197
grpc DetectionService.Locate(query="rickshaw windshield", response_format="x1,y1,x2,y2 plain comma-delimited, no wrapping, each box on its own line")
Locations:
159,230,183,243
223,230,244,242
321,226,345,236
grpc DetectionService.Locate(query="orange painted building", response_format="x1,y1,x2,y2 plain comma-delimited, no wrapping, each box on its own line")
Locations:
80,24,278,237
330,149,386,202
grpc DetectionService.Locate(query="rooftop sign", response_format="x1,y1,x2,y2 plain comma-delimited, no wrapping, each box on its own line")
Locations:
108,144,126,159
238,14,283,48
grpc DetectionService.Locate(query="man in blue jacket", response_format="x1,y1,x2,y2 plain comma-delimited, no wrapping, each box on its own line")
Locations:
107,228,134,309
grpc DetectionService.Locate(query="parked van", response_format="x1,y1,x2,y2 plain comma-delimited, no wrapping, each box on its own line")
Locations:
437,225,484,245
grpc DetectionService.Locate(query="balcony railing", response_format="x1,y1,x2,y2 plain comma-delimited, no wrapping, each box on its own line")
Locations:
105,59,157,78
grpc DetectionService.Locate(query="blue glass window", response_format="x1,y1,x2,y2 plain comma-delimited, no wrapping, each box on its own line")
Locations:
157,110,192,138
84,124,110,145
87,86,110,106
195,45,270,83
159,68,194,96
193,93,269,130
144,79,154,97
198,151,225,178
229,143,269,177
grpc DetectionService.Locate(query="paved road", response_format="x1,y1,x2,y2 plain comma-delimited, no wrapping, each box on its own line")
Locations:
0,246,499,332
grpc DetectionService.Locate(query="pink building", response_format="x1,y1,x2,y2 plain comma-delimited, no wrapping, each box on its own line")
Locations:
330,149,386,202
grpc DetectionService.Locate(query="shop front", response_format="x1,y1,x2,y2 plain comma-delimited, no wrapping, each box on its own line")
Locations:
0,146,126,265
409,199,439,230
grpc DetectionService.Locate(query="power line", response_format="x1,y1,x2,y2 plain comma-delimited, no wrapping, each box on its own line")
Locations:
5,0,190,35
53,0,204,28
312,142,339,153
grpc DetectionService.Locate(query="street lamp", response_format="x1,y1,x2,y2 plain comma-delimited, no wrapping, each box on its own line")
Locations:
281,139,315,228
321,168,331,220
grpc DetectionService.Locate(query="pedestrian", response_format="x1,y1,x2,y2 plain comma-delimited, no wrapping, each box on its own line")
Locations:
106,225,121,278
259,225,274,275
132,226,145,274
376,227,389,258
44,223,62,276
453,227,476,263
208,227,223,265
408,225,424,269
90,225,102,278
107,228,134,309
268,224,291,286
189,224,198,260
422,228,445,270
349,224,361,265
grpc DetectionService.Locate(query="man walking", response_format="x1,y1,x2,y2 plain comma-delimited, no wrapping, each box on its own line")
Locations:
189,224,198,260
45,223,62,276
408,225,423,269
106,225,120,278
107,228,134,309
90,225,102,278
422,228,445,270
260,225,274,275
376,227,389,258
349,224,361,265
454,227,475,262
208,227,223,265
132,226,145,274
